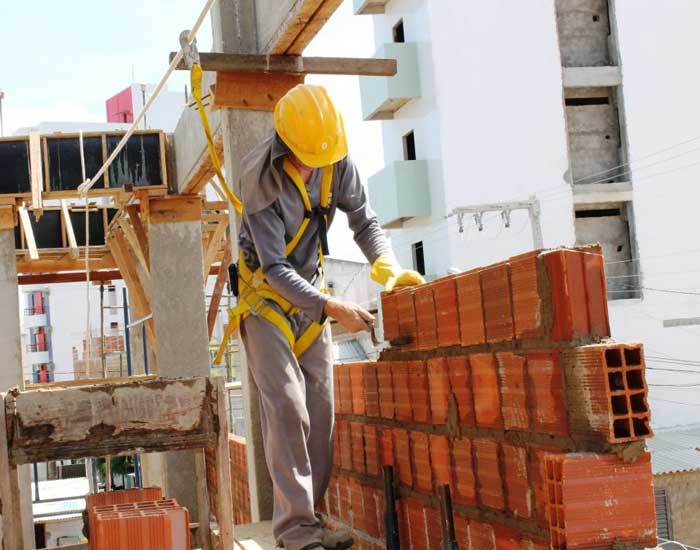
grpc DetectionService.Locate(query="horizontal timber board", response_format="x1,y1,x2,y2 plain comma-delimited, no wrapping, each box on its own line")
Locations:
171,52,396,77
7,376,217,464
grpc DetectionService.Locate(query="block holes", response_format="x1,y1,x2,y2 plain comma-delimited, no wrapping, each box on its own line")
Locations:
624,347,642,366
613,419,631,439
403,131,416,161
412,241,425,276
393,19,405,43
604,348,623,368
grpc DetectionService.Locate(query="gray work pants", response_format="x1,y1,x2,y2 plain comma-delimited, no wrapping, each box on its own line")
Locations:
241,311,334,549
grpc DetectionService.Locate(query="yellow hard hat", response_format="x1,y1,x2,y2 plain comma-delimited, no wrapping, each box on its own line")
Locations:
274,84,348,168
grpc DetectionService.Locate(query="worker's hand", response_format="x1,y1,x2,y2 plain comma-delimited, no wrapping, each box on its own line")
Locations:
324,298,375,333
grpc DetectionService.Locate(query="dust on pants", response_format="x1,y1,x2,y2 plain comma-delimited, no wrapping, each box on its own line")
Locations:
241,311,334,548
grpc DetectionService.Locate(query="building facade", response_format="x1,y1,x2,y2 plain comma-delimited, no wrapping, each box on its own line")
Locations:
356,0,700,427
21,288,53,384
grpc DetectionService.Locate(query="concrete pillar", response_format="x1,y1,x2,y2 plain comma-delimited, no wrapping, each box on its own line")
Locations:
148,204,210,517
0,229,35,549
211,0,275,522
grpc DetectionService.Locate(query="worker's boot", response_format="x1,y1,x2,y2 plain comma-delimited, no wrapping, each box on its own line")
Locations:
319,528,354,549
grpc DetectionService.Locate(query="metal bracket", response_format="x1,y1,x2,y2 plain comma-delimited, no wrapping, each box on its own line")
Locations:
473,212,484,232
179,30,200,69
501,209,512,228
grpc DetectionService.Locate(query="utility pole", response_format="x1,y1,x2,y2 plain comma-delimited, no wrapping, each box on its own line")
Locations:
447,195,544,249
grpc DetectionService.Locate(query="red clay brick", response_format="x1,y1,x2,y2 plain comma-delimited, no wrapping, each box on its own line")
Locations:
430,434,452,489
454,513,470,548
381,291,399,343
349,363,366,416
378,427,395,468
363,424,379,477
427,357,451,424
415,284,438,351
582,248,610,336
363,362,380,417
526,351,568,436
456,270,486,346
327,476,340,518
391,361,412,422
433,275,460,347
407,360,431,423
410,431,432,493
362,485,380,538
336,364,353,415
397,498,410,549
350,422,365,474
473,438,504,510
424,506,441,546
471,353,502,428
502,443,531,519
543,452,657,549
396,287,418,350
376,363,395,419
333,426,342,468
447,355,475,426
405,498,428,550
496,352,530,431
338,476,351,524
452,437,476,506
349,478,364,531
337,421,352,472
393,429,413,487
494,525,521,550
470,520,496,550
333,367,341,416
521,538,550,550
481,263,515,343
510,250,544,340
530,446,564,527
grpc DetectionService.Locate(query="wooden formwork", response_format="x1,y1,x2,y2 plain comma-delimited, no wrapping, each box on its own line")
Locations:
0,376,233,550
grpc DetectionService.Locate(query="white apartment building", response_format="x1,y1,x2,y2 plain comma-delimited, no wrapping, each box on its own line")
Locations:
355,0,700,427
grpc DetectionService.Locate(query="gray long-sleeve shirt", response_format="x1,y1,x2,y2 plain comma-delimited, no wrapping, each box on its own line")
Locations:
237,134,390,323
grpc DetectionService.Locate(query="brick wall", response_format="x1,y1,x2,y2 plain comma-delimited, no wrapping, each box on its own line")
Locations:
204,434,252,526
324,246,657,549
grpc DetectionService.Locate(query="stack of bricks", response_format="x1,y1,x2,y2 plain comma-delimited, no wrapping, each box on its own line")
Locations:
230,434,252,524
323,246,657,549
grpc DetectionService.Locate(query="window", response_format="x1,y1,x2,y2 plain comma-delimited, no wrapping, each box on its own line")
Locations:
412,241,425,276
393,19,405,43
403,131,416,161
110,321,119,330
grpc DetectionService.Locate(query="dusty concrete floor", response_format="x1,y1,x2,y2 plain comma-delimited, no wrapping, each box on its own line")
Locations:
234,521,276,549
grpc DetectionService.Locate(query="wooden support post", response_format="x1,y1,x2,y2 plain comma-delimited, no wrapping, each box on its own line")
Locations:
195,451,213,550
214,378,234,550
0,393,25,550
118,217,150,278
203,218,229,282
125,204,149,263
0,205,16,231
208,237,232,339
212,71,304,111
60,200,79,258
18,205,38,260
29,131,43,219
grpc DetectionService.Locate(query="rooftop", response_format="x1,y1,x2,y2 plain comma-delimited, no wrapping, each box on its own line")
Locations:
648,425,700,475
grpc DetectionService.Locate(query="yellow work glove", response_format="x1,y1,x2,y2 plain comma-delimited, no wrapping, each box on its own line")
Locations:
370,254,426,292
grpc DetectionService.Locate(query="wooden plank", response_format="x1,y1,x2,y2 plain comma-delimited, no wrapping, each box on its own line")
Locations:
8,377,216,464
18,270,120,285
208,238,232,339
118,217,150,278
26,374,156,390
264,0,343,55
17,249,116,275
203,219,229,282
195,450,213,550
149,195,203,224
159,131,169,188
60,200,79,258
125,204,150,262
0,393,25,550
171,52,397,77
18,205,39,260
0,205,16,230
107,230,156,350
29,131,44,217
212,72,304,112
214,379,234,550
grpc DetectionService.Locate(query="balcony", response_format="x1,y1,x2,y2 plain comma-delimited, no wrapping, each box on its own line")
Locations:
359,43,421,121
353,0,389,14
23,313,48,329
368,160,431,228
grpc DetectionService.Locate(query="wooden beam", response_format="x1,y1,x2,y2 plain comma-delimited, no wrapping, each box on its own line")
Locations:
212,72,305,111
264,0,344,55
214,379,234,550
118,217,150,279
203,219,229,282
149,195,203,224
125,205,149,262
0,393,24,550
18,270,121,285
25,374,156,391
208,239,232,339
17,205,38,260
60,200,79,258
29,131,44,218
17,250,117,275
171,52,397,77
0,205,16,230
7,377,216,464
107,230,156,351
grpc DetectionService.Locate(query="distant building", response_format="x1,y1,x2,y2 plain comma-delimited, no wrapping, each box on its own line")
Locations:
21,288,53,384
106,83,185,133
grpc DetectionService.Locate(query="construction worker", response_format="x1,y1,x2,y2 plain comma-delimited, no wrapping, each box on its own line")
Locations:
234,84,424,550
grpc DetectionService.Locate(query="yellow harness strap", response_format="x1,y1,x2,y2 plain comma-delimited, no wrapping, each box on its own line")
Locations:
212,159,334,365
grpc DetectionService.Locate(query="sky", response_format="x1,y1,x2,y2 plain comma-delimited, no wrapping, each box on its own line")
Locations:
0,0,384,261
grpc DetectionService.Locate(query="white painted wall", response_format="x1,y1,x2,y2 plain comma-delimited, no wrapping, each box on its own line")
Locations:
130,84,186,134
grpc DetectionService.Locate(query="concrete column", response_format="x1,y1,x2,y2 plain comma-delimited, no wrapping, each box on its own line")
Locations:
149,211,210,517
211,0,275,522
0,229,35,549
